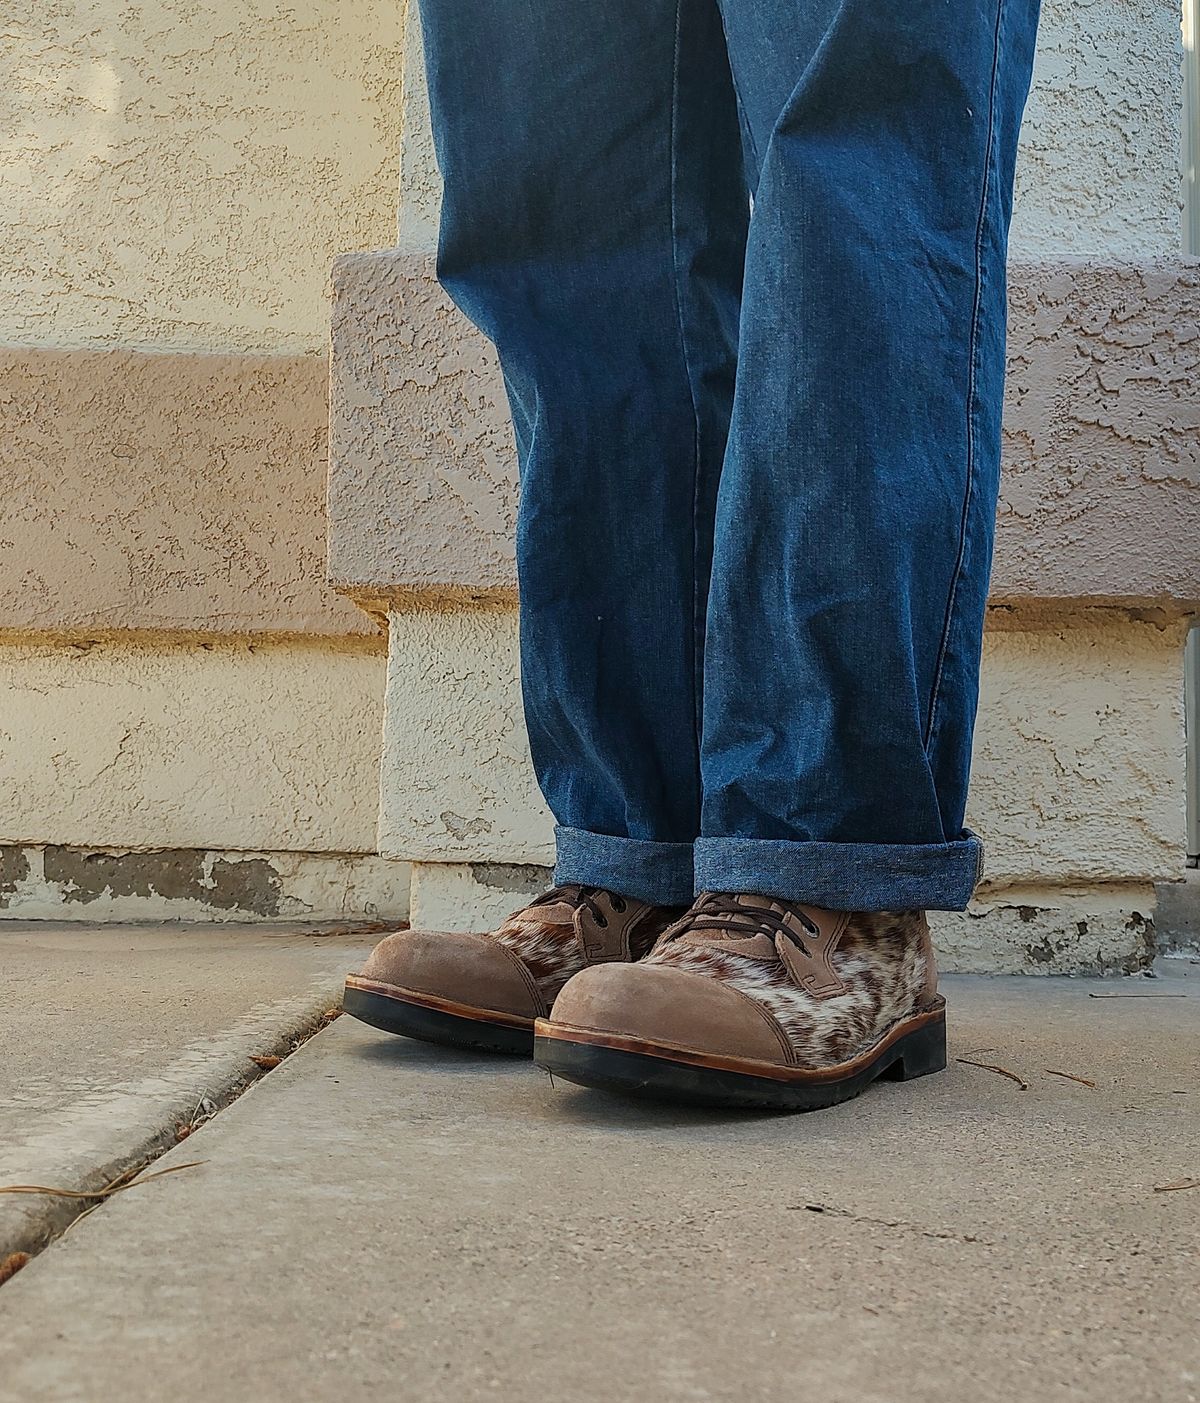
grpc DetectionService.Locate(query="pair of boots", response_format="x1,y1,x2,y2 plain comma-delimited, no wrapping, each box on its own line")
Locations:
345,887,945,1111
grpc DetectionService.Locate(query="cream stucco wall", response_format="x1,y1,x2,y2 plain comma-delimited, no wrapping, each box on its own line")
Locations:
2,0,404,352
1011,0,1183,255
380,608,553,867
971,619,1186,886
1,1,405,914
0,637,387,854
379,609,1187,884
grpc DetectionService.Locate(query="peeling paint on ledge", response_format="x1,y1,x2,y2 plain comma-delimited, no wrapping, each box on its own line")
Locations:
0,847,411,924
931,888,1161,976
407,861,1173,975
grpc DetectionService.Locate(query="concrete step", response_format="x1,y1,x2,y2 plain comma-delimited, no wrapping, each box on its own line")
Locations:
1,973,1197,1402
0,922,377,1260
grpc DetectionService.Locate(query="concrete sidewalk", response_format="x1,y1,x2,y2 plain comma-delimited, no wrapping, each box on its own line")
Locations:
0,922,377,1258
1,966,1197,1403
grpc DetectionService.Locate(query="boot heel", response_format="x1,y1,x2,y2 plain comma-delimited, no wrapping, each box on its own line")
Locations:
892,1014,947,1081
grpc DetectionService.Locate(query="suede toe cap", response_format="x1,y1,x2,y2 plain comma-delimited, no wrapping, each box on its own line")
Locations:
356,928,543,1020
547,963,792,1067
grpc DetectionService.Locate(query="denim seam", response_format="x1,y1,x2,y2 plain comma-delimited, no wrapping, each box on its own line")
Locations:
922,0,1007,753
731,86,761,176
715,9,761,175
667,0,707,778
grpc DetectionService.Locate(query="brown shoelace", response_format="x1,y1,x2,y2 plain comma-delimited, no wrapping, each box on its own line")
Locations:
524,884,627,929
661,892,819,955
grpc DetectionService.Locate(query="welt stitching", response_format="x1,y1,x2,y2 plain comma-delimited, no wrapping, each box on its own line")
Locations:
922,0,1007,753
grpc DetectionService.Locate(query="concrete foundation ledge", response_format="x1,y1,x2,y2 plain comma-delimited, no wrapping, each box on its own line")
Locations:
0,847,410,924
931,886,1157,975
407,861,1177,976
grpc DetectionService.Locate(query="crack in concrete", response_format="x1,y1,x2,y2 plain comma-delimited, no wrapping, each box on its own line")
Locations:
789,1201,994,1246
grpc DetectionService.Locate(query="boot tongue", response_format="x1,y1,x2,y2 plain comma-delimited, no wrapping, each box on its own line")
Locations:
725,893,785,917
673,894,850,996
673,893,786,957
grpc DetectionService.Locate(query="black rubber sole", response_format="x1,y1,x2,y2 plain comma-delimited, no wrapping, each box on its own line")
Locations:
342,983,534,1056
534,1013,947,1111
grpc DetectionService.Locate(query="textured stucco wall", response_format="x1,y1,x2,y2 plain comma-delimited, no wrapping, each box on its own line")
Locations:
996,261,1200,604
1011,0,1183,256
329,254,1200,609
392,0,1182,258
396,1,440,255
379,607,553,865
408,861,552,934
0,637,388,854
0,347,372,636
379,607,1187,884
1,0,404,352
971,619,1186,886
0,3,406,894
328,255,517,602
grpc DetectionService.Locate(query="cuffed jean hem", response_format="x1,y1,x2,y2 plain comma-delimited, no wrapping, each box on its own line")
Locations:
693,831,984,912
553,825,696,907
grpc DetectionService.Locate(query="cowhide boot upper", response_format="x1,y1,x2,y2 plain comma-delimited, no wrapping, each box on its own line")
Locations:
536,892,946,1107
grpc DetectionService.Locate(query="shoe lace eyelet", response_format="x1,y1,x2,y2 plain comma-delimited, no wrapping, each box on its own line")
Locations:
610,896,626,913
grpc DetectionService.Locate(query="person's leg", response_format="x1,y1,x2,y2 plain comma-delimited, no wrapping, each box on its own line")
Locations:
344,0,749,1056
417,0,749,907
693,0,1041,911
537,0,1041,1108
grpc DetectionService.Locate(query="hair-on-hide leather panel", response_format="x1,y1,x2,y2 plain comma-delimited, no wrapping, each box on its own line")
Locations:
645,910,929,1068
492,892,677,1004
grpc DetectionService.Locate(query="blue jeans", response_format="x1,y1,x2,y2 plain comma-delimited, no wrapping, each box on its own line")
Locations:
417,0,1040,911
